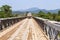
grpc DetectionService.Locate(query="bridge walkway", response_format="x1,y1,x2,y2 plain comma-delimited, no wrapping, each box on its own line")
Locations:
0,18,48,40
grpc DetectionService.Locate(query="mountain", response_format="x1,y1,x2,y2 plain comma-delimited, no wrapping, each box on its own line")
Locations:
21,7,48,13
13,7,60,14
49,9,60,13
26,8,40,13
21,7,60,13
12,11,25,14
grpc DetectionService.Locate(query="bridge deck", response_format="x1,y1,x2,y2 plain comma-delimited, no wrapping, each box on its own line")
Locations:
0,18,48,40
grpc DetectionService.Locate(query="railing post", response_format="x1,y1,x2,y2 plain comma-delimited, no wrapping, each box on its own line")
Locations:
0,20,3,30
53,30,58,40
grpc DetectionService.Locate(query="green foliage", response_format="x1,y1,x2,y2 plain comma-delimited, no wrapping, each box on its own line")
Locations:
33,11,60,21
0,5,14,18
58,10,60,15
55,16,60,21
37,11,45,17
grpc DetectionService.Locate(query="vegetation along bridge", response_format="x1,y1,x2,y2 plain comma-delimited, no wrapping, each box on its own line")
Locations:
0,13,60,40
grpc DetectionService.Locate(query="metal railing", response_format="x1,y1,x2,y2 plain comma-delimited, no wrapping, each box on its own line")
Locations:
0,17,26,30
34,17,60,40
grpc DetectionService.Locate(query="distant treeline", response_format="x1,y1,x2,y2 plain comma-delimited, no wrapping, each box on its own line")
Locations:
33,11,60,21
0,5,19,18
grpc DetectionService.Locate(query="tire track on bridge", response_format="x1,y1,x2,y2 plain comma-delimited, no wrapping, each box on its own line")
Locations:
31,18,48,40
8,18,29,40
0,18,27,40
7,18,49,40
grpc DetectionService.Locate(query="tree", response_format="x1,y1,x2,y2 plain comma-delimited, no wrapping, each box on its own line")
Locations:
37,11,45,17
0,5,12,17
52,13,56,19
0,11,5,18
25,11,29,16
55,16,60,21
58,10,60,15
47,12,52,15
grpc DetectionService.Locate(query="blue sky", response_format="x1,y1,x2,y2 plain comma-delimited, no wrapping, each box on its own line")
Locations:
0,0,60,11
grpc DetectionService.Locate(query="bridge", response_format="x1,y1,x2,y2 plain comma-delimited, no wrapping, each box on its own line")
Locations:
0,13,60,40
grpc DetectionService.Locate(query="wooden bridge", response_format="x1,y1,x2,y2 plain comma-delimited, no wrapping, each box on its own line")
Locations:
0,14,60,40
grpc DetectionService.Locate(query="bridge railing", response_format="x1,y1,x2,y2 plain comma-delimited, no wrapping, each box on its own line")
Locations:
0,17,26,30
34,17,60,40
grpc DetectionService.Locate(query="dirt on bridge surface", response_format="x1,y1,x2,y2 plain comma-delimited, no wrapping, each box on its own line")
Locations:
0,18,48,40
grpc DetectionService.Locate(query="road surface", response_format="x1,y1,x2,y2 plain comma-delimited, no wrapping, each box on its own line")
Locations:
7,18,48,40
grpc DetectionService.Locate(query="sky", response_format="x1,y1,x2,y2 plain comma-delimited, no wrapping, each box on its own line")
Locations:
0,0,60,11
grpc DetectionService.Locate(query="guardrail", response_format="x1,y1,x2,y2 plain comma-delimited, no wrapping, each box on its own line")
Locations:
34,17,60,40
0,17,26,30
